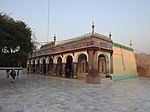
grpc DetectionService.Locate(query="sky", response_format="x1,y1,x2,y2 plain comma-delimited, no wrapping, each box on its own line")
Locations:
0,0,150,53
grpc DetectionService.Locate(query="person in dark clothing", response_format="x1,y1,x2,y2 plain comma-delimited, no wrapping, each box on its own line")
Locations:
10,69,16,83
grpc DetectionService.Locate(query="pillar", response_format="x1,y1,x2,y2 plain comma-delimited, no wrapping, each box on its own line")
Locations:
53,64,57,76
35,59,37,74
46,57,49,75
40,64,43,74
35,64,37,74
31,60,33,73
46,64,49,75
110,53,113,74
73,62,77,79
27,64,29,73
86,50,100,84
40,58,43,74
29,64,32,73
62,63,66,77
29,64,31,73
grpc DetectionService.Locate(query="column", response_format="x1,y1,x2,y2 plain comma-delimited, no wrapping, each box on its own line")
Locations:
86,50,100,84
40,59,43,74
110,53,113,74
31,60,33,73
46,57,49,75
29,64,32,73
27,64,29,73
62,63,66,77
40,64,42,74
35,64,37,74
73,62,77,79
53,64,57,76
32,64,35,73
46,64,49,75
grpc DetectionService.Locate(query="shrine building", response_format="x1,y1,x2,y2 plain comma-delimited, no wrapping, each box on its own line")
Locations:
27,24,138,84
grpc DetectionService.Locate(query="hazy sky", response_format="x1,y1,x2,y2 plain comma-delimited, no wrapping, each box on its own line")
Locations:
0,0,150,53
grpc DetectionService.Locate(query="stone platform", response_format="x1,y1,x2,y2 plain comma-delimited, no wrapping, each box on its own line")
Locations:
0,71,150,112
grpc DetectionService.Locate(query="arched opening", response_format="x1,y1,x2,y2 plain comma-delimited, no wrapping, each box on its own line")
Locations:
65,56,73,78
78,54,87,73
77,54,88,79
57,57,62,76
98,54,108,78
43,59,46,74
49,57,53,75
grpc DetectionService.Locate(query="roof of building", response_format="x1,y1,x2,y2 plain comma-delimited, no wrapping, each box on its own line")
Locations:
51,32,111,47
30,32,134,58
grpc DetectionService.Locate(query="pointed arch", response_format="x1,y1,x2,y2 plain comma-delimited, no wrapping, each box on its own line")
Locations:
65,55,73,78
43,58,46,74
56,57,62,76
98,54,109,78
77,54,88,73
48,56,54,75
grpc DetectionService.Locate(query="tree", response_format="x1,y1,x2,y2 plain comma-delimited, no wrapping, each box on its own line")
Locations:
0,12,36,67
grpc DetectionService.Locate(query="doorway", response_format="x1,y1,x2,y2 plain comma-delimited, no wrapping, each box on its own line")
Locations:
43,59,46,74
65,56,73,78
98,54,107,78
57,57,62,76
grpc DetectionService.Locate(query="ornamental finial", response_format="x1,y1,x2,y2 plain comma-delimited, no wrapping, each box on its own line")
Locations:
54,33,56,43
109,31,112,39
129,40,133,47
92,21,95,34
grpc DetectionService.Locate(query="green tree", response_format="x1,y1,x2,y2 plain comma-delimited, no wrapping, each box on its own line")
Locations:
0,12,36,67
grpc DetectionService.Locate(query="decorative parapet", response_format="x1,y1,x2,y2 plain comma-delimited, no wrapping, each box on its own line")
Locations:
55,32,112,47
94,33,111,41
112,43,133,51
55,33,92,46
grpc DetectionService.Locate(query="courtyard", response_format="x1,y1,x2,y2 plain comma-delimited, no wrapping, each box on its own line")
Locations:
0,71,150,112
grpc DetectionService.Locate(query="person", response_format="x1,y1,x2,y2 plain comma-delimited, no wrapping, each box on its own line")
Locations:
6,69,10,78
10,69,16,83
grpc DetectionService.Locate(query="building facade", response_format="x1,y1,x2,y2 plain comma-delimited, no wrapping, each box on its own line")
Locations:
27,25,138,84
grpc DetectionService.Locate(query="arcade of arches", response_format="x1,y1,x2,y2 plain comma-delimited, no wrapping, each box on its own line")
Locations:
27,51,112,84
